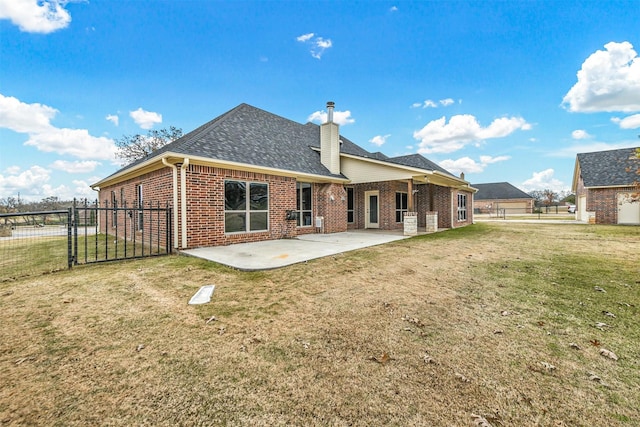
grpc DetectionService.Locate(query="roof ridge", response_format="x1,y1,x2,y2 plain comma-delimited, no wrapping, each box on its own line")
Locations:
578,146,638,156
175,103,249,146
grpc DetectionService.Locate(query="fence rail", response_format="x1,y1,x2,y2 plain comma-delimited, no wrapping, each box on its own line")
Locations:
1,200,172,281
474,205,577,221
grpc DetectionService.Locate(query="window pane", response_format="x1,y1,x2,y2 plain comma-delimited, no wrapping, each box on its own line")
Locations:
369,195,378,223
396,211,402,223
249,212,268,231
402,193,407,209
347,188,354,210
347,211,354,223
250,183,268,210
301,184,312,210
225,181,246,210
302,212,312,226
225,212,246,232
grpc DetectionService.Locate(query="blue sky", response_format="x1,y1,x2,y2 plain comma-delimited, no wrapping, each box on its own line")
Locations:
1,0,639,202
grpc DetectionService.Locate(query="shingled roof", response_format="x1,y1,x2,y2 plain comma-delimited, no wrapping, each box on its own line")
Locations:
100,103,460,183
386,154,457,177
473,182,533,200
577,147,640,187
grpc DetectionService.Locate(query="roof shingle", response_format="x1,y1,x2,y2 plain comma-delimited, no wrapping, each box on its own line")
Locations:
473,182,533,200
102,103,461,183
577,147,640,187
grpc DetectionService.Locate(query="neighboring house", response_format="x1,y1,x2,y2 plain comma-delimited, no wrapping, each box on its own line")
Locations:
572,147,640,225
92,102,476,249
472,182,534,214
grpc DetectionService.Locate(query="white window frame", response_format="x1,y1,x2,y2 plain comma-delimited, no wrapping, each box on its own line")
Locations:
457,193,467,221
296,182,313,227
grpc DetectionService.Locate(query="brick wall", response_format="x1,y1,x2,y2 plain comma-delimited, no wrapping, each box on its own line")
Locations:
587,186,637,224
99,165,475,249
414,184,453,229
98,168,173,249
577,173,638,224
317,183,348,233
184,165,298,247
346,181,473,230
350,181,409,230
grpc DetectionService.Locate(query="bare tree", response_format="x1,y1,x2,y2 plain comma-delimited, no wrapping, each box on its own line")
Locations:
115,126,183,165
542,189,557,207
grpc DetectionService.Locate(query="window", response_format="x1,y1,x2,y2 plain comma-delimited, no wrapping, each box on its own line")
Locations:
111,191,117,226
347,187,354,223
224,180,269,233
457,193,467,221
395,192,408,223
136,184,143,231
296,182,312,227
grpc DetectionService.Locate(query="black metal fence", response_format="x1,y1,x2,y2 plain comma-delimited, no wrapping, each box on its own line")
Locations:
473,205,577,220
0,199,172,281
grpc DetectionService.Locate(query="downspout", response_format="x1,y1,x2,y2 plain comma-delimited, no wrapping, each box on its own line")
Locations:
161,158,179,249
180,158,190,249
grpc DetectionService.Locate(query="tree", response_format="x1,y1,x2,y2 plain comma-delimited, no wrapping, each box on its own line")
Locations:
542,189,557,206
115,126,183,165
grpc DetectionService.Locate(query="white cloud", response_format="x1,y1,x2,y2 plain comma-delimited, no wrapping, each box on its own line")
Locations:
520,169,567,193
0,93,57,133
413,114,531,154
296,33,314,42
0,93,117,160
106,114,119,126
411,98,458,109
611,114,640,129
50,160,100,173
297,32,333,59
129,108,162,129
390,6,398,12
0,0,71,34
307,109,355,126
369,134,390,147
571,129,592,139
0,165,97,201
439,155,510,175
25,128,117,160
562,41,640,113
0,165,51,199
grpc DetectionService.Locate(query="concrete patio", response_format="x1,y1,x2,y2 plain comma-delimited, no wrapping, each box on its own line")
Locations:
181,230,417,271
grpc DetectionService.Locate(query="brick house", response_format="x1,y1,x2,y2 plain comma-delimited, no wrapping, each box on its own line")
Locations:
572,147,640,225
472,182,534,214
92,102,476,249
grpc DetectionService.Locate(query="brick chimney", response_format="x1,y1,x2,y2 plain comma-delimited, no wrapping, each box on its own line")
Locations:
320,101,340,174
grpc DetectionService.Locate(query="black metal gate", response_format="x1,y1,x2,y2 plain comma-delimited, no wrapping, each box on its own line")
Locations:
0,200,172,280
72,199,172,265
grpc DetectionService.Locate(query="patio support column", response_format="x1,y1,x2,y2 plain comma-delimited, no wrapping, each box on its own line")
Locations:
407,180,414,212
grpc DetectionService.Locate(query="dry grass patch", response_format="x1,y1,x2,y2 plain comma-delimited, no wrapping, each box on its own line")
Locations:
1,223,639,426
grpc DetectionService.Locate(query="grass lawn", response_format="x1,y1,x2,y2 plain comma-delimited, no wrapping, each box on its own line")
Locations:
1,222,638,426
